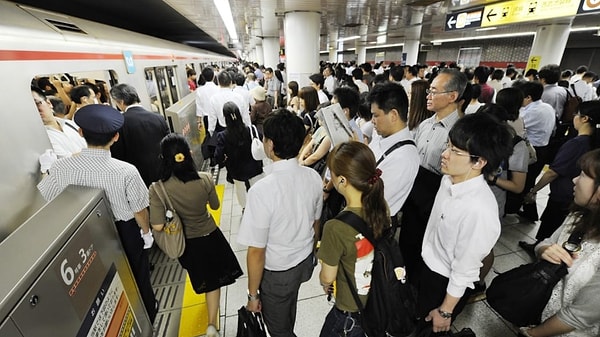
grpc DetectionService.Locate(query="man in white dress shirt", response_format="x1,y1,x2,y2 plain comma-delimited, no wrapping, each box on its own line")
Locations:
32,86,86,158
418,113,512,334
207,71,250,136
367,82,419,226
238,110,322,337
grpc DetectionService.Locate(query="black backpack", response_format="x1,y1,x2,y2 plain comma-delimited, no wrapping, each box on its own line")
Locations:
337,211,417,337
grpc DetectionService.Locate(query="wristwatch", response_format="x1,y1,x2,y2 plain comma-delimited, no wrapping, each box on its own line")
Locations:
437,308,452,319
247,289,260,301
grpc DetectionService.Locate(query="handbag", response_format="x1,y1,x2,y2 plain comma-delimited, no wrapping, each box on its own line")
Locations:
519,120,537,165
151,180,186,259
236,306,267,337
249,125,266,161
486,230,583,326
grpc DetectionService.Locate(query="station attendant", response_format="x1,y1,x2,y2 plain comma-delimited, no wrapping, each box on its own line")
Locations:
37,104,158,323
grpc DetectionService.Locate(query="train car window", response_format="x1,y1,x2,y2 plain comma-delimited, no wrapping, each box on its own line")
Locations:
166,67,180,103
146,66,180,116
32,70,116,118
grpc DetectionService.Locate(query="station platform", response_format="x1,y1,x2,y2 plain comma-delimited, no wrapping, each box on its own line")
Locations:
150,168,550,337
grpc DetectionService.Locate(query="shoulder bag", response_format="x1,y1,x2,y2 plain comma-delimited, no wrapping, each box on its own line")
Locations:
486,229,583,326
152,180,186,259
249,125,266,161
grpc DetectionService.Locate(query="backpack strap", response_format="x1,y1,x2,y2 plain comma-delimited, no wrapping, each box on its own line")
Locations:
571,83,579,97
335,211,375,245
376,140,416,167
336,210,373,314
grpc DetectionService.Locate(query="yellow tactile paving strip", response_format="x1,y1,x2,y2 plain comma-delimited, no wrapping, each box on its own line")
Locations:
178,184,224,337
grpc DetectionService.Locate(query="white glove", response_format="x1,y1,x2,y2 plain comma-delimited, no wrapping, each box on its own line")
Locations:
39,149,57,173
140,229,154,249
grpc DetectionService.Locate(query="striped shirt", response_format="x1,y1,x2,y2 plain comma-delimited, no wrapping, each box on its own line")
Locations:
413,110,460,175
37,148,148,221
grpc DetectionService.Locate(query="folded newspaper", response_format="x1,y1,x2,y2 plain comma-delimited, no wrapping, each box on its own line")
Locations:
316,103,353,147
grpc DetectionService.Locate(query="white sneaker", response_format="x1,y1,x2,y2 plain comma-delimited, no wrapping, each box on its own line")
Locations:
206,324,220,337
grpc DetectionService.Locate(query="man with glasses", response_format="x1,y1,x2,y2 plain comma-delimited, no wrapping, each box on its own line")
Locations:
32,86,86,159
400,68,467,283
417,113,512,334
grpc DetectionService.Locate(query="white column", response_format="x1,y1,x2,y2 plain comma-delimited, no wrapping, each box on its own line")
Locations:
528,22,572,67
262,37,280,69
404,40,420,66
328,30,338,63
404,8,424,66
284,11,320,88
255,45,264,66
356,25,368,64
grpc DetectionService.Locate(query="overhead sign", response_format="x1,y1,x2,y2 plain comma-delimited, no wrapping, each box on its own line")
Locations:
445,8,483,31
481,0,580,27
579,0,600,13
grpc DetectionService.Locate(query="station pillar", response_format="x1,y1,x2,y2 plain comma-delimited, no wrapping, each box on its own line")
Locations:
527,21,572,68
328,30,338,63
284,10,321,88
404,8,424,66
356,25,368,64
255,44,264,66
404,40,420,66
262,37,280,69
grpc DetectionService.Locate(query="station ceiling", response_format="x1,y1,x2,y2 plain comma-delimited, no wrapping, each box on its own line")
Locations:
9,0,600,60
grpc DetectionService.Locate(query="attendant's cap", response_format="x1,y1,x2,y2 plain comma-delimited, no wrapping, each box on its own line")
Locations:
74,104,124,133
251,86,266,102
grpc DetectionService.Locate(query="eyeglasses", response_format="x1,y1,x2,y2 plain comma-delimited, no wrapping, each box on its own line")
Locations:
445,143,479,158
426,89,454,96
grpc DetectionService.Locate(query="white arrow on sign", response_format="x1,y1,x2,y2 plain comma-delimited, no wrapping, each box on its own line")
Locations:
447,16,457,29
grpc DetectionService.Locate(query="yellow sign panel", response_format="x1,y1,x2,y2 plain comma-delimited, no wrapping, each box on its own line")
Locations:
526,55,541,71
481,0,579,27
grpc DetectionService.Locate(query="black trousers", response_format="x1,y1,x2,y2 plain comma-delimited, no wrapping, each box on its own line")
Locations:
400,167,442,284
416,264,470,322
115,219,157,323
536,198,570,241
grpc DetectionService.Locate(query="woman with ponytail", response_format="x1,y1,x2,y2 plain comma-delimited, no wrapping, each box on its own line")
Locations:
149,133,243,337
318,141,389,337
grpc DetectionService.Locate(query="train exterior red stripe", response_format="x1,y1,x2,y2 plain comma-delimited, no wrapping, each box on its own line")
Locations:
0,50,206,61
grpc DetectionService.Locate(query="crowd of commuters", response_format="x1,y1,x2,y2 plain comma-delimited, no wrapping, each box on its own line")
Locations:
32,58,600,337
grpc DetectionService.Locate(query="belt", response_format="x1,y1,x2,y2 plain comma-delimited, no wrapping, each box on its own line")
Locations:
334,306,360,319
264,253,312,273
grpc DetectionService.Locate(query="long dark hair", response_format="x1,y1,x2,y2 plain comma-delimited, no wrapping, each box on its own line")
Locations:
327,141,389,239
571,149,600,240
223,101,251,150
408,80,433,130
158,133,199,182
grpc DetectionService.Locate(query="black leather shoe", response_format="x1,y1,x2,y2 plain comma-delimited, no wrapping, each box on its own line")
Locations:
517,210,538,222
519,240,537,256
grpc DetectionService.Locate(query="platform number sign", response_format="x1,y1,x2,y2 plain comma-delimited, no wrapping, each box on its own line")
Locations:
123,51,136,74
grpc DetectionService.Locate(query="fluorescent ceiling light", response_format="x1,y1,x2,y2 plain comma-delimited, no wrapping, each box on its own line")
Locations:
431,31,534,44
213,0,238,42
366,42,404,49
570,26,600,32
476,27,497,32
338,35,360,42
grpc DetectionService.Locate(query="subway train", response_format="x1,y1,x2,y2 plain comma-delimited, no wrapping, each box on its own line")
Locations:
0,0,234,241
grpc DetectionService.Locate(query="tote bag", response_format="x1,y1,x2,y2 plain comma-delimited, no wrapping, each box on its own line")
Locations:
152,180,186,259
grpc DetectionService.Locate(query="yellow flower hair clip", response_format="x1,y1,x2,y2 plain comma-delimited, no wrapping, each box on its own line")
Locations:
174,153,185,162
